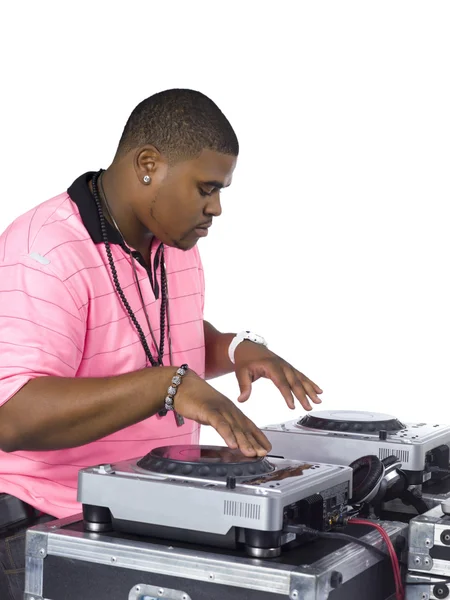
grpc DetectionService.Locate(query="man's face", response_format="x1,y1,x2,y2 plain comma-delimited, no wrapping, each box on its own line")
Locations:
135,149,237,250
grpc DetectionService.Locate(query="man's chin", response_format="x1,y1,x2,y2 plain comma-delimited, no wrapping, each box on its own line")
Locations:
167,238,197,251
172,231,200,251
179,239,198,251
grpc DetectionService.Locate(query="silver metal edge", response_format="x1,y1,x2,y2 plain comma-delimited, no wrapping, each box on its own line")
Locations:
410,557,450,577
27,516,407,596
405,572,448,600
128,583,192,600
24,593,44,600
290,521,408,600
29,516,292,595
24,555,44,597
24,528,49,597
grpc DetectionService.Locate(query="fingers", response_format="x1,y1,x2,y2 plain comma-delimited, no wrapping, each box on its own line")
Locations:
261,366,296,410
206,410,239,451
236,368,253,403
231,419,272,457
207,406,271,457
285,372,312,410
245,430,272,455
283,369,322,411
297,372,323,404
254,359,322,410
310,379,323,395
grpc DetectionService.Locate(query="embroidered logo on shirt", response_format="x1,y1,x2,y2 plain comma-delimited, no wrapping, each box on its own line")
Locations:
28,252,50,265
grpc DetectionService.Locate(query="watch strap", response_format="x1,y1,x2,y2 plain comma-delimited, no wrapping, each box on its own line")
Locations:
228,330,268,364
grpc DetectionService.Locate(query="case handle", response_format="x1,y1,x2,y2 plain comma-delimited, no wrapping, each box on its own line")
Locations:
128,583,192,600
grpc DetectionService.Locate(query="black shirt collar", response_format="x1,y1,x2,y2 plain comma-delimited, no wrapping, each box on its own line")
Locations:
67,172,164,298
68,171,123,246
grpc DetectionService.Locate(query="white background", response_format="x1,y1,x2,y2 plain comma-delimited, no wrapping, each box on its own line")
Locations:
1,1,449,446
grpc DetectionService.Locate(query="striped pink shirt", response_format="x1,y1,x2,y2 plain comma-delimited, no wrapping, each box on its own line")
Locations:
0,173,205,517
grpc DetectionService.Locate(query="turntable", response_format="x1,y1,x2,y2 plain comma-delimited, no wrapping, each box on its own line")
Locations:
263,410,450,486
78,445,353,558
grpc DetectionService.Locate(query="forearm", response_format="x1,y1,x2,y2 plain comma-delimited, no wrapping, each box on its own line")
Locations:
204,320,236,379
0,367,175,452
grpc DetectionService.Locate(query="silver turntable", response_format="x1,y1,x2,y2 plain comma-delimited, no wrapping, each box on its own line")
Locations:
263,410,450,486
78,445,353,558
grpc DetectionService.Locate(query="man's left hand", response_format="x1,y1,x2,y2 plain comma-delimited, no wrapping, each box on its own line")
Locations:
234,342,323,411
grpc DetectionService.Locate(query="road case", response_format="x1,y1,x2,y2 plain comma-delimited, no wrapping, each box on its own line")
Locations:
405,572,450,600
25,515,408,600
408,504,450,579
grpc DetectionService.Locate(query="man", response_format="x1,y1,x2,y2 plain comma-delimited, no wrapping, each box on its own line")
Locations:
0,89,322,599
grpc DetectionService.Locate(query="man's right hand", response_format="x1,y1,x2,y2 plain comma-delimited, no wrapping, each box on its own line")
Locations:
174,371,272,457
0,367,272,455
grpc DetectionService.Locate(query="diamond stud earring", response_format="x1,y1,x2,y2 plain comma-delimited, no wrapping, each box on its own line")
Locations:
143,175,151,184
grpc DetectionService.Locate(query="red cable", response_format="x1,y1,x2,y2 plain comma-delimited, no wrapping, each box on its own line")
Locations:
348,518,403,600
348,519,402,599
349,518,404,600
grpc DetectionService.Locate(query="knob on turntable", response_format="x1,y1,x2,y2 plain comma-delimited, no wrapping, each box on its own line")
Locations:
298,410,405,435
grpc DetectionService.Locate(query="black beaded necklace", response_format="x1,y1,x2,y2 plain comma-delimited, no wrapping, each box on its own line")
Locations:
91,170,168,368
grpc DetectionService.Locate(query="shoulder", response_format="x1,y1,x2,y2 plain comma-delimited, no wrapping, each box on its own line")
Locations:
0,193,94,311
0,192,89,259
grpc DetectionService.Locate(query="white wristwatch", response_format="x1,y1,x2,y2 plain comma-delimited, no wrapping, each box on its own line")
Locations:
228,330,268,364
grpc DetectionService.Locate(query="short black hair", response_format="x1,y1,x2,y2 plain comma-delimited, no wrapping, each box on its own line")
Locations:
117,89,239,162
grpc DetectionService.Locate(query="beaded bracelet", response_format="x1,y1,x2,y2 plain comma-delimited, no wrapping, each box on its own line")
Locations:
162,364,189,413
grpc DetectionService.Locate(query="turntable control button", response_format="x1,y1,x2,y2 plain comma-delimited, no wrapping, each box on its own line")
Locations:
339,423,349,431
328,422,336,430
368,424,376,432
167,463,177,472
248,465,257,474
198,466,210,476
233,467,244,476
353,423,362,431
226,476,236,489
182,465,193,475
217,467,228,477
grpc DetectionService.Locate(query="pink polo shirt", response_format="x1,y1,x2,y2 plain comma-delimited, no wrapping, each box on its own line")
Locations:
0,172,205,517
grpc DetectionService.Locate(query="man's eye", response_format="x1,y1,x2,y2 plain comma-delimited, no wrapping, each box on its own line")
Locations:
198,188,213,197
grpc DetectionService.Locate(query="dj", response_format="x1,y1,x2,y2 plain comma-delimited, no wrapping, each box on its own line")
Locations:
0,89,322,599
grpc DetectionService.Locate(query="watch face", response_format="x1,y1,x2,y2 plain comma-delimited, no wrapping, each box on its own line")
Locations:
245,332,266,345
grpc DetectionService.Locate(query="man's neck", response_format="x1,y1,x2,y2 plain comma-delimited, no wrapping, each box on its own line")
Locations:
98,166,153,260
